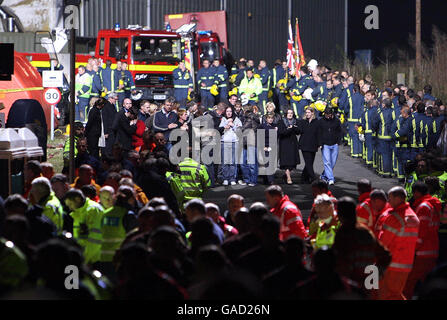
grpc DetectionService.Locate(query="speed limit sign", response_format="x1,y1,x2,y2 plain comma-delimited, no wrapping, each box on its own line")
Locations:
43,87,62,105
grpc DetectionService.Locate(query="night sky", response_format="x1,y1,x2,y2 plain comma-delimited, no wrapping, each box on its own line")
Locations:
348,0,447,62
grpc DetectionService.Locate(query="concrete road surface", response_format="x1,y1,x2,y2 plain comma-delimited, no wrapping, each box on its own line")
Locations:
203,145,399,222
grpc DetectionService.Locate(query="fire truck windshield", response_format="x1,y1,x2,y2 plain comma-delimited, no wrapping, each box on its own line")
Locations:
200,42,220,62
133,36,182,62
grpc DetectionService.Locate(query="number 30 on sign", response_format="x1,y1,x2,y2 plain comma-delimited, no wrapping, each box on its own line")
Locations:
43,87,62,105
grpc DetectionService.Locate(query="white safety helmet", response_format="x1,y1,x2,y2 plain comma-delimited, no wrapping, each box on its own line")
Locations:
240,93,249,106
307,59,318,72
303,88,313,101
131,90,143,100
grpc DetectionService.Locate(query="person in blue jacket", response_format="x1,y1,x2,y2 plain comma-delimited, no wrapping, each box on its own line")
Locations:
255,60,271,114
172,61,193,108
347,84,365,158
197,59,216,110
212,59,229,104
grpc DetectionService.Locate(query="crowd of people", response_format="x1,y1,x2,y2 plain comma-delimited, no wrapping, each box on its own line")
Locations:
0,56,446,300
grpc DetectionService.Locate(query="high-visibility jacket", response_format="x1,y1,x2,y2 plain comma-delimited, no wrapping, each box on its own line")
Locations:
41,192,64,233
356,192,375,232
178,158,210,202
412,194,441,258
313,216,340,250
70,198,104,264
75,72,92,98
166,171,185,208
431,171,447,204
405,172,429,201
100,205,128,262
239,76,263,102
63,136,79,160
376,202,420,272
0,237,28,288
270,195,307,241
307,191,337,236
173,67,193,90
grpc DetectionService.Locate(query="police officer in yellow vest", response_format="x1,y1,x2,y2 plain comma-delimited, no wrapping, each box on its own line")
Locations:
64,188,104,264
75,65,92,123
310,194,340,250
178,156,211,207
29,177,64,234
238,68,263,106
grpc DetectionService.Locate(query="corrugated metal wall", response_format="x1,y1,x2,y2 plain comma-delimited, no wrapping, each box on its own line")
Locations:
226,0,289,66
81,0,147,37
80,0,345,65
293,0,345,64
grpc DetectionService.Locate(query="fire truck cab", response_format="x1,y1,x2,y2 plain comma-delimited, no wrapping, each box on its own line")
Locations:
96,25,183,102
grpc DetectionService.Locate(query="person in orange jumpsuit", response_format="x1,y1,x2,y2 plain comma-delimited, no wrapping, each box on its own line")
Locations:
403,182,442,299
376,186,420,300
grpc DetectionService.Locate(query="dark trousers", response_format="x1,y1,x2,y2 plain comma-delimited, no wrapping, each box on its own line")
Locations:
377,139,393,176
87,135,100,160
301,151,316,182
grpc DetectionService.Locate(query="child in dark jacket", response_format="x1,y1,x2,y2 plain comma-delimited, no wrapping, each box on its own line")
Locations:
257,112,278,185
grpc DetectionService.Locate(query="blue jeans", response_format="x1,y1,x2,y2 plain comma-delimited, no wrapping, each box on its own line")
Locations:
321,144,339,182
221,142,237,182
240,146,258,184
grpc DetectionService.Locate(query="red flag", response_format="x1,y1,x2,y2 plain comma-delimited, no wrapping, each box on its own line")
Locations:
286,20,296,74
295,18,305,70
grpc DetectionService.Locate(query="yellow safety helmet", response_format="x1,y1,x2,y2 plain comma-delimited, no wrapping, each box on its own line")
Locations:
277,79,287,90
230,74,237,84
315,101,327,113
210,84,219,96
229,87,238,97
331,97,338,107
357,125,364,134
291,90,302,101
268,89,273,98
187,90,195,102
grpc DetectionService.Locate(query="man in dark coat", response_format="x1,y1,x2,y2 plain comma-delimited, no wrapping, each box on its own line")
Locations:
297,108,320,184
102,94,118,156
112,104,138,154
85,98,107,159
